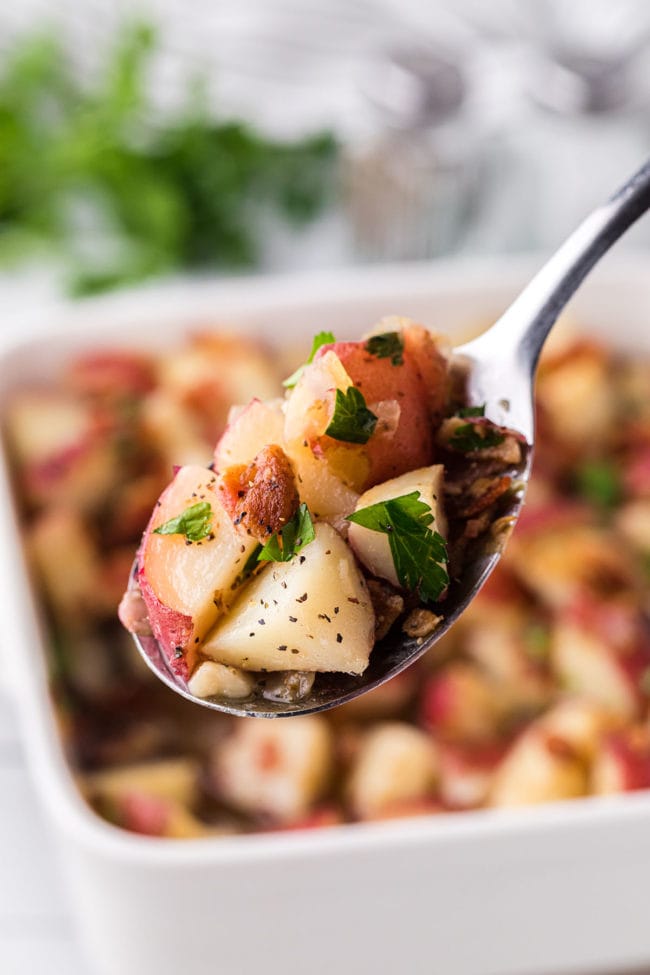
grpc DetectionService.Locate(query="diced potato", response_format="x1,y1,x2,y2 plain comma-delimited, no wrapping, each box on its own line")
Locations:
139,465,260,678
213,398,285,471
419,662,503,743
348,466,446,589
28,508,100,624
188,661,256,700
551,619,642,720
201,523,374,674
83,758,200,806
215,717,333,822
346,722,438,819
489,729,587,808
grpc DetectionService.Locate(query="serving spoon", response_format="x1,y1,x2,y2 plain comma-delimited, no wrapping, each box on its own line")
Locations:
130,157,650,717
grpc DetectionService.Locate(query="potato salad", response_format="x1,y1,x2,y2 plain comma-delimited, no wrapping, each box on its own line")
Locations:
9,321,650,839
118,321,521,702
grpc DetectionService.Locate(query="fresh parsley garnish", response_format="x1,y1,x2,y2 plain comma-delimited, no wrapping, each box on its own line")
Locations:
365,331,404,366
457,404,486,418
283,331,336,388
449,422,505,453
153,502,213,542
325,386,378,444
575,460,621,510
258,503,316,563
347,491,448,603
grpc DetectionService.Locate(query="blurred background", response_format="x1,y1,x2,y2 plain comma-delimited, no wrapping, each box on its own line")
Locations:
1,0,649,313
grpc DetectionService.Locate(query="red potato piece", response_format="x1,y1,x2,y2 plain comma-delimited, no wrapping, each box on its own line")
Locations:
346,722,439,820
593,728,650,794
438,741,507,810
419,663,503,743
218,444,299,542
137,465,259,679
213,398,285,472
5,389,118,512
214,717,334,823
66,351,156,400
316,333,440,486
550,599,650,720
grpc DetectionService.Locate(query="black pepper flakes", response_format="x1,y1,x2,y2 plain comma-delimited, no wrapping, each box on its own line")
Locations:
336,633,343,643
296,593,308,603
258,619,266,626
289,616,298,623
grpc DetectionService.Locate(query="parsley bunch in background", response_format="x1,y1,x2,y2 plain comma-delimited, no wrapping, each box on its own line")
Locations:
0,22,338,295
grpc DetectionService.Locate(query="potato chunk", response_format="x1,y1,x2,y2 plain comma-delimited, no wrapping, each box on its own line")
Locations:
346,722,438,819
348,465,446,589
201,523,374,674
215,717,333,822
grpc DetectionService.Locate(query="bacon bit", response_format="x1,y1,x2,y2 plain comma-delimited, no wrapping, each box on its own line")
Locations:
460,476,512,518
219,445,299,542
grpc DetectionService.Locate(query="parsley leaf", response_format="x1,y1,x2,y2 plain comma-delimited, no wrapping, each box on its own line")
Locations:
347,491,449,603
457,404,486,418
449,422,505,452
365,331,404,366
325,386,378,444
283,331,336,388
258,503,316,563
153,501,213,542
575,460,621,510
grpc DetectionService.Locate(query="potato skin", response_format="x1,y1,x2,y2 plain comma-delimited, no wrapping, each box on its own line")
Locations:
219,444,299,542
316,337,439,486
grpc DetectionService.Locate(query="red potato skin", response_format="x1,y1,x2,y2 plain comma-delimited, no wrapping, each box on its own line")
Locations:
66,352,156,400
316,335,445,486
600,731,650,791
136,566,195,681
119,791,172,836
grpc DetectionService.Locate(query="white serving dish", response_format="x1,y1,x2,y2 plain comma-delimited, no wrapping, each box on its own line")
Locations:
2,256,650,975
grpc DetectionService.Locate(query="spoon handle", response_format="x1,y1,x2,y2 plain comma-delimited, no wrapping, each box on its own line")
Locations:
476,157,650,374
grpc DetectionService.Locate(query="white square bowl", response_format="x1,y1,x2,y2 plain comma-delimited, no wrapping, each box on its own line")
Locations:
1,256,650,975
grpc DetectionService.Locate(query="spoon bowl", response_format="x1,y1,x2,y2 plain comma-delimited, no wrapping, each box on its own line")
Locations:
131,157,650,716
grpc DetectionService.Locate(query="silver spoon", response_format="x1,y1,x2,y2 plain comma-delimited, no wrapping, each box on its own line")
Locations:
130,157,650,717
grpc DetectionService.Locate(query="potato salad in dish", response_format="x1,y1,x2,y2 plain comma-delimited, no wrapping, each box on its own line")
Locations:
10,321,650,839
119,321,523,703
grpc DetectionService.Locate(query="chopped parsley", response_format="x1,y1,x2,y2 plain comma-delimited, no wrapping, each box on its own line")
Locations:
325,386,378,444
283,331,336,389
449,421,505,453
457,404,486,418
365,331,404,366
258,503,316,563
347,491,448,603
153,501,213,542
575,460,621,510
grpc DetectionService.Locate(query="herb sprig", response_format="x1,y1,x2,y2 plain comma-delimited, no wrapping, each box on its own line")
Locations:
325,386,378,444
154,502,213,542
283,331,336,389
258,503,316,563
347,492,448,603
0,23,338,295
365,331,404,366
449,422,505,453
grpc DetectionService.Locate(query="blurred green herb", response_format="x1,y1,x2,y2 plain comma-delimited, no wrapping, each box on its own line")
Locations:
0,22,338,294
282,330,336,389
575,460,622,510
